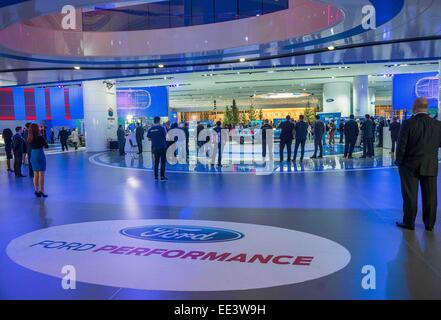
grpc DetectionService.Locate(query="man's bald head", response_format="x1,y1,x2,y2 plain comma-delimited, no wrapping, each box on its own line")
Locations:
413,98,429,114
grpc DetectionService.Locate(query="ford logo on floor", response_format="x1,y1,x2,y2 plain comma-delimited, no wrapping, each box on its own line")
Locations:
120,225,245,243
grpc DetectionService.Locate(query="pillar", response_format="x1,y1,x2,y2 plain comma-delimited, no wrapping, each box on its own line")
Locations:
353,75,369,117
83,80,117,152
322,82,352,117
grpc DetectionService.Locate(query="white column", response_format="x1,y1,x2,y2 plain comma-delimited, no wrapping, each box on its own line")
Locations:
83,80,117,152
322,82,352,117
368,87,376,116
353,75,369,117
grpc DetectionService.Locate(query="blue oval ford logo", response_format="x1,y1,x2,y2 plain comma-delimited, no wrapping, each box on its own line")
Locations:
120,225,244,243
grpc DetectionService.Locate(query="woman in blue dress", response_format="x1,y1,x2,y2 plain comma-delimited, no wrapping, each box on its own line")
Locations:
28,123,49,198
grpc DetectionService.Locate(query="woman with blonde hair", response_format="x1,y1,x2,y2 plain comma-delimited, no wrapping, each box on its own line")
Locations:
28,123,49,198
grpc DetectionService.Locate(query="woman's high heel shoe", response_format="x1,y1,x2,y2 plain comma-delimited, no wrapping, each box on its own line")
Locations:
34,191,42,198
40,193,48,198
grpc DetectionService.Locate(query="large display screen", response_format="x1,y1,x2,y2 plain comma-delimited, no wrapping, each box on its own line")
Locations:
117,86,169,118
393,72,439,111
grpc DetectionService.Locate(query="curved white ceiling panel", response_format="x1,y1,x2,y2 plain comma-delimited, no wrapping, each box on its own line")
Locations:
0,0,440,86
0,0,343,57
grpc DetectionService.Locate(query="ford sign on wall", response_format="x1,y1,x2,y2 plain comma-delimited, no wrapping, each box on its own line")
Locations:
120,225,244,243
7,219,351,291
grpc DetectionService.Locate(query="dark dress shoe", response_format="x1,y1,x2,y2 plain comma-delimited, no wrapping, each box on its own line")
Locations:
160,177,168,181
396,222,415,231
425,226,434,232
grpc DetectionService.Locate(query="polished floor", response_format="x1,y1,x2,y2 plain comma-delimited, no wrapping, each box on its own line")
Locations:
0,148,441,300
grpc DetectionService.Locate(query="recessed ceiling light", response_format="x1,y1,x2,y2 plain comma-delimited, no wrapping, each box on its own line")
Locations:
73,66,81,70
327,46,336,50
158,64,165,68
239,58,246,62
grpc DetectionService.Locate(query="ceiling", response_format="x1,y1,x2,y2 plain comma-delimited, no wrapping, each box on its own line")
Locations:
1,0,441,87
115,60,440,111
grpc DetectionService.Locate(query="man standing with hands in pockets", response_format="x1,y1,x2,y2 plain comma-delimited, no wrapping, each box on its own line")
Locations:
395,98,441,231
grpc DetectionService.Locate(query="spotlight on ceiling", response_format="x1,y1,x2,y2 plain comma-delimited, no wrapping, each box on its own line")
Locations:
158,64,165,68
327,46,336,51
73,66,81,70
239,58,246,62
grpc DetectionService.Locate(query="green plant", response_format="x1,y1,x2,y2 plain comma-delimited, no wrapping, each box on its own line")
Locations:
304,101,317,124
248,104,256,122
231,99,240,125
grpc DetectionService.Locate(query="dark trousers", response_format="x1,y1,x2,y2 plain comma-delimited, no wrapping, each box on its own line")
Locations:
279,140,292,161
262,140,273,160
339,132,344,144
216,143,222,166
153,148,167,178
391,138,398,153
344,139,356,158
61,141,68,151
119,140,126,156
294,139,306,161
137,139,143,154
313,139,323,157
13,151,23,176
399,166,437,229
363,137,373,157
378,133,383,147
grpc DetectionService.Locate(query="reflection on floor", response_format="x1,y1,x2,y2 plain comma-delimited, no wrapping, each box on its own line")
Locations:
91,143,396,174
0,150,440,300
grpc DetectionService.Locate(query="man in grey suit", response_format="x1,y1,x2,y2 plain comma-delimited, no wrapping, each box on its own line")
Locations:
311,115,325,159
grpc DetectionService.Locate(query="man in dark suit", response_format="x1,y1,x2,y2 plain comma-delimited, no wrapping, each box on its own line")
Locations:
117,125,126,156
196,122,205,150
377,117,386,147
293,115,308,162
395,98,441,231
344,115,359,159
389,117,401,153
147,117,168,181
277,115,295,162
12,127,26,178
311,115,325,159
360,115,374,158
213,121,224,167
261,119,273,159
58,127,70,152
338,120,345,144
135,122,144,154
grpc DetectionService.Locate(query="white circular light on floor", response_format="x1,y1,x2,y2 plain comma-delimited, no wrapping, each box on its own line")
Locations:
7,219,351,291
